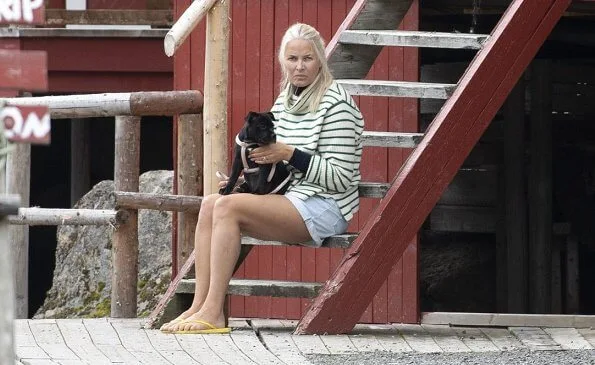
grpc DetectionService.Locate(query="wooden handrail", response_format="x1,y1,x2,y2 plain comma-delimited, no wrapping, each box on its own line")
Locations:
164,0,218,57
0,90,203,119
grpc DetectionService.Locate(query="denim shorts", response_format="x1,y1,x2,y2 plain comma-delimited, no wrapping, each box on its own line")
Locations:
285,192,349,247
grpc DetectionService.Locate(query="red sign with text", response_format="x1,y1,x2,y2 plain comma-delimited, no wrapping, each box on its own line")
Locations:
1,105,50,144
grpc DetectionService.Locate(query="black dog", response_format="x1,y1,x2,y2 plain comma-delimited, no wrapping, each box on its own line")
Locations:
219,111,291,195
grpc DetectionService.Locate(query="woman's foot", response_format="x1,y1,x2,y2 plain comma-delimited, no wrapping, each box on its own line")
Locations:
159,308,199,332
170,311,227,333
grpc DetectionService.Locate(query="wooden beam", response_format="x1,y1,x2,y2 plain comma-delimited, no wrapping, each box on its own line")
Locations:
179,278,323,298
0,50,47,91
528,60,553,314
111,115,140,318
326,0,414,79
362,131,423,148
176,114,202,275
6,142,31,319
113,191,203,212
1,91,203,119
339,30,488,49
44,9,172,26
144,250,196,329
8,208,125,225
203,0,229,195
338,80,455,99
164,0,218,57
296,0,572,335
422,311,595,328
0,196,20,365
504,78,528,313
565,235,580,313
421,0,595,17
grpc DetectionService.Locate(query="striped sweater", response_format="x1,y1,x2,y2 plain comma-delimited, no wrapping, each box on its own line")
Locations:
271,80,364,222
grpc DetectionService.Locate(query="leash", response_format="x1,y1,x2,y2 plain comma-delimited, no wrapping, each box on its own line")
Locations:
234,134,291,194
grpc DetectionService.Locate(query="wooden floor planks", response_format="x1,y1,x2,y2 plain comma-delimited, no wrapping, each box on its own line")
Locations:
12,318,595,364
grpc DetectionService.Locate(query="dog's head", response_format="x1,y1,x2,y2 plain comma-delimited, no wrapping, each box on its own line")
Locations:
244,111,276,144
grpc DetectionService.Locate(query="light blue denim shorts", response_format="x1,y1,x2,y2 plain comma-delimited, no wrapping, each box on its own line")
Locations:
284,192,349,247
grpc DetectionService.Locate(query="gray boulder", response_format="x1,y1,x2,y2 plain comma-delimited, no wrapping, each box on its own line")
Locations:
34,170,174,318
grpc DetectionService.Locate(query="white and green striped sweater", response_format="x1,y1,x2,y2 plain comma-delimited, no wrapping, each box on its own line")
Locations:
271,81,364,222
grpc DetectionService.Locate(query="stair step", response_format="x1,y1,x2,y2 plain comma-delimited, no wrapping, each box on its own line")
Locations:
362,131,423,148
359,181,390,198
338,79,456,99
178,278,322,298
339,30,488,49
241,232,357,249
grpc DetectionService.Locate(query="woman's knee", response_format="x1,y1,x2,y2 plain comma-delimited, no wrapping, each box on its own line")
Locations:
199,194,220,220
212,195,240,221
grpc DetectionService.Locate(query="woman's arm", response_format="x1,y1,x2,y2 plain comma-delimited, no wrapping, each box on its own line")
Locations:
303,100,364,192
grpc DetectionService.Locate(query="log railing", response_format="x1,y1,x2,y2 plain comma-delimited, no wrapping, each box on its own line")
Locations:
1,90,203,318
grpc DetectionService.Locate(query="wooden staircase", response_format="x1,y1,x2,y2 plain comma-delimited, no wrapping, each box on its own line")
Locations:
150,0,572,334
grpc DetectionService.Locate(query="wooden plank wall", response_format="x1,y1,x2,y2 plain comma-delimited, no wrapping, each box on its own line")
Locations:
174,0,420,324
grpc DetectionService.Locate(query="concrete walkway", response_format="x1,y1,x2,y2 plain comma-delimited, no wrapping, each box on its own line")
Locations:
13,318,595,364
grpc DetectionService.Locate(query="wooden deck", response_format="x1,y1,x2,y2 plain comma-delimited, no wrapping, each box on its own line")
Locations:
12,317,595,364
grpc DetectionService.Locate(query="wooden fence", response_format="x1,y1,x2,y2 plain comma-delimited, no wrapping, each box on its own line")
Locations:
1,90,203,317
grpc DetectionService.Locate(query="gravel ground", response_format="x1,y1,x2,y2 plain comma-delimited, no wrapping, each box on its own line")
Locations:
307,350,595,365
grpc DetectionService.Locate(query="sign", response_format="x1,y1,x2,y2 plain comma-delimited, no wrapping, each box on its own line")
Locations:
0,0,44,25
0,50,48,91
1,105,50,144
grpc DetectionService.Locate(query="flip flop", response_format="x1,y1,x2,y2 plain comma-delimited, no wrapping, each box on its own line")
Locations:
172,319,231,334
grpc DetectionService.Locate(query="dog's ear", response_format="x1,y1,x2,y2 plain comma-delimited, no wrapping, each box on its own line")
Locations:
245,111,257,123
266,112,275,121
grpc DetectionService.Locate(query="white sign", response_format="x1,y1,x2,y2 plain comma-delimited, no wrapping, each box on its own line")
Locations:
1,105,50,144
0,0,44,24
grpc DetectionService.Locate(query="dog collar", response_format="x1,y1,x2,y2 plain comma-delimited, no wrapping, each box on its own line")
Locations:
236,134,261,174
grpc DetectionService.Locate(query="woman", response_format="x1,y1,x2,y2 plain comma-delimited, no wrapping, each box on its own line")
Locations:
162,23,364,334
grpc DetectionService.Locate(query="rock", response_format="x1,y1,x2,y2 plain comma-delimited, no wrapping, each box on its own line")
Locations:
34,170,174,319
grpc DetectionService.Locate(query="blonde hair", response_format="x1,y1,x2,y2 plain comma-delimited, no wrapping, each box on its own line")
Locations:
278,23,334,114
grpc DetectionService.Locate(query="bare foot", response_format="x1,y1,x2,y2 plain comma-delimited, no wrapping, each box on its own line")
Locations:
159,308,199,332
171,311,227,333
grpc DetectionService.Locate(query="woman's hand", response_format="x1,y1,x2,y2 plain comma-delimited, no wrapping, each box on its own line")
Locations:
216,171,229,189
249,142,294,164
216,171,244,189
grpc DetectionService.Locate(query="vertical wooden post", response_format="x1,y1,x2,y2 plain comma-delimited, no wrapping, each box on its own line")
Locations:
565,235,580,313
177,114,203,274
529,60,552,314
6,143,31,318
503,78,528,313
70,118,91,206
0,218,13,365
203,0,229,195
0,195,21,365
111,115,140,318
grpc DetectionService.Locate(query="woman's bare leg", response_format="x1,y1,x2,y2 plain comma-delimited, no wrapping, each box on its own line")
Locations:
173,193,311,331
160,194,221,331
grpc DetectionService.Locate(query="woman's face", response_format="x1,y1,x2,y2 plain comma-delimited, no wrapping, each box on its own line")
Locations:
283,39,321,88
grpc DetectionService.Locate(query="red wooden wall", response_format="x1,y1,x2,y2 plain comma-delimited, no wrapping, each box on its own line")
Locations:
174,0,420,323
